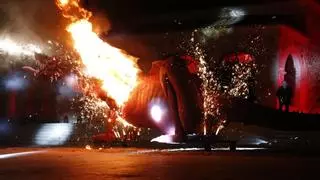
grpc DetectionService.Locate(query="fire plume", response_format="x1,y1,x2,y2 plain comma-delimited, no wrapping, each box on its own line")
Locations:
56,0,140,106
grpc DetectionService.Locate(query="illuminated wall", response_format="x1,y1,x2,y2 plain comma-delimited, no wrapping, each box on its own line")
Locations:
277,26,320,113
207,25,320,114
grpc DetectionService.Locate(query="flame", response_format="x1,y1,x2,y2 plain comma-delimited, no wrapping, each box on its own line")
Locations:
56,0,92,21
57,0,69,7
116,114,135,128
56,0,140,106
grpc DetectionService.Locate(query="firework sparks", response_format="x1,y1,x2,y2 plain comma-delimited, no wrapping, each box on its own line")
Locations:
188,30,223,135
225,62,257,98
0,38,42,56
185,10,257,135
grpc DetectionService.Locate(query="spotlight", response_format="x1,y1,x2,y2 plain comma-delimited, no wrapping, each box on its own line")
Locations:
167,126,175,135
35,123,73,146
150,105,163,123
151,134,178,144
65,74,78,87
4,73,28,91
0,120,11,135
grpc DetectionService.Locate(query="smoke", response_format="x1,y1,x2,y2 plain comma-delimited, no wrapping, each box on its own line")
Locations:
0,0,65,70
0,0,54,43
200,8,246,42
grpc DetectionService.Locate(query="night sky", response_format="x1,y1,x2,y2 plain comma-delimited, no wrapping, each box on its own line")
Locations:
82,0,303,35
81,0,306,71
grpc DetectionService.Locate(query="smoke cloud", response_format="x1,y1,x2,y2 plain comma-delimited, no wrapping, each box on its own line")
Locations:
0,0,68,70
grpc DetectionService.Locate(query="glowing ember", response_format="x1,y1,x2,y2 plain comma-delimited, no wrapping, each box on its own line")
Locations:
85,145,92,150
56,0,140,106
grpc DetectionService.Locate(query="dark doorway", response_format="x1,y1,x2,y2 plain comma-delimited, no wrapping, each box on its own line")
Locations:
284,54,296,95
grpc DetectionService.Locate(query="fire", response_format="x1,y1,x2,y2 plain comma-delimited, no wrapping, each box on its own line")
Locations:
67,20,139,105
55,0,140,106
57,0,69,7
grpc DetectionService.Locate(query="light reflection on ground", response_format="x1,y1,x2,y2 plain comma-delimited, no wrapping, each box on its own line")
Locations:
0,150,46,159
133,147,266,154
0,147,317,179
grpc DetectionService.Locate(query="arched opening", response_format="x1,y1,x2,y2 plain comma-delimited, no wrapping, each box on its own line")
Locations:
284,54,296,95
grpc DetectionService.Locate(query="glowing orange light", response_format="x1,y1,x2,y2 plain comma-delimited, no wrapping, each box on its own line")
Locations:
57,0,69,7
55,0,139,130
55,0,140,106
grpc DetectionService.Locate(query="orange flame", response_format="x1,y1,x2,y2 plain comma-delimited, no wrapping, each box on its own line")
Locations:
56,0,69,7
56,0,92,21
56,0,140,106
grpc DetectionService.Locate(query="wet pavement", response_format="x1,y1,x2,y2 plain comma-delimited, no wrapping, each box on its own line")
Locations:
0,148,319,180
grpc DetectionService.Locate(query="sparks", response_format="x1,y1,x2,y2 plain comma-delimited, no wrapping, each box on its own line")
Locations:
0,38,42,56
190,37,221,135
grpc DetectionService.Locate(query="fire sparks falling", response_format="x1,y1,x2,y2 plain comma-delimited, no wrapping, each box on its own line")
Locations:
189,31,223,135
56,0,140,106
187,22,259,136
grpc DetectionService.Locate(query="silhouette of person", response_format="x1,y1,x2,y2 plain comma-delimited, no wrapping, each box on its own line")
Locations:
63,115,69,123
247,75,256,103
276,81,293,112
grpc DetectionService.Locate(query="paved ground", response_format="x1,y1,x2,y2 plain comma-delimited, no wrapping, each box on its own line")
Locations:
0,147,319,180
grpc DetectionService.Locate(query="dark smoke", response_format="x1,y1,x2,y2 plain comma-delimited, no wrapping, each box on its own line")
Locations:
0,0,69,70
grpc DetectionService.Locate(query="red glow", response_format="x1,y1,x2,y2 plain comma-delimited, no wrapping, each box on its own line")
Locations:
300,0,320,46
8,92,16,119
224,52,254,63
277,26,318,113
92,131,116,142
180,55,199,74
